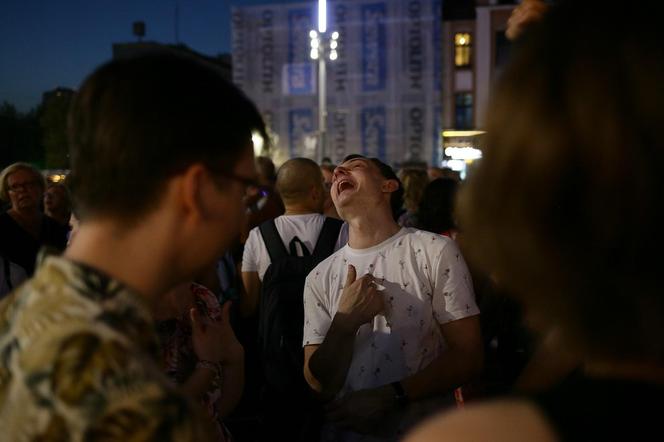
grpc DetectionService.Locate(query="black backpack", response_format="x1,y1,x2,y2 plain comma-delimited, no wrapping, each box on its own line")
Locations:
257,217,343,398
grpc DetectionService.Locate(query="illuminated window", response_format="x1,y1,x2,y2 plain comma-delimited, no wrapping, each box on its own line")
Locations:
455,33,472,67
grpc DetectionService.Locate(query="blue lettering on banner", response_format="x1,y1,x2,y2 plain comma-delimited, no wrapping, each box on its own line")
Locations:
260,10,275,94
286,63,314,95
433,0,442,91
289,109,314,158
361,106,387,160
407,0,423,91
361,3,387,92
231,9,246,89
288,8,314,95
333,4,348,93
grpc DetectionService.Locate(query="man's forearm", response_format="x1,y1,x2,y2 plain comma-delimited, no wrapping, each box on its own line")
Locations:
308,313,359,399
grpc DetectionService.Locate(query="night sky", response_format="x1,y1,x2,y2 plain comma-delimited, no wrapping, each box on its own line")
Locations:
0,0,294,112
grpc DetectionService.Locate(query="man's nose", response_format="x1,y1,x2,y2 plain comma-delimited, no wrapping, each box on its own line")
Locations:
332,165,348,181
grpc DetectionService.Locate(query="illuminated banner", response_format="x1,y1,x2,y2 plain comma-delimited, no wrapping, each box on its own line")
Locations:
361,106,387,159
232,0,442,166
289,108,315,157
361,3,387,92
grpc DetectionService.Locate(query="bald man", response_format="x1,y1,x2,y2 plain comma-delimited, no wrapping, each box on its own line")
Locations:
241,158,347,317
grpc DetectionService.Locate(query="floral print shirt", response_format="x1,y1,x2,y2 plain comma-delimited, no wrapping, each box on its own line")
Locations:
0,256,208,441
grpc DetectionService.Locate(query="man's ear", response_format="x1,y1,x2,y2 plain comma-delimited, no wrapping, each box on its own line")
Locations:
382,179,400,193
178,163,208,222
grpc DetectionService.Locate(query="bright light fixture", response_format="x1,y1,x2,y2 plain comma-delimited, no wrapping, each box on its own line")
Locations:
442,130,486,137
331,31,339,40
318,0,327,33
310,49,319,60
446,159,466,171
444,147,483,161
309,30,318,39
330,40,338,49
330,50,338,60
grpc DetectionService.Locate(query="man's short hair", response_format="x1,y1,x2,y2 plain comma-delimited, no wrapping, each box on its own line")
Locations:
67,52,267,222
342,154,404,221
276,157,323,205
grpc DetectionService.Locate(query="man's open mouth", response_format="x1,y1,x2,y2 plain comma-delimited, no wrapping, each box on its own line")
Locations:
337,179,354,194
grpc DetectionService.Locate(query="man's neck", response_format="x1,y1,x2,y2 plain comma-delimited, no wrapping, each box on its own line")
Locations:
284,203,320,216
346,209,401,249
64,219,182,309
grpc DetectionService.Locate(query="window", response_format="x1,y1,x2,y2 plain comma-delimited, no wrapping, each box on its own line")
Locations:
454,33,472,67
455,93,473,129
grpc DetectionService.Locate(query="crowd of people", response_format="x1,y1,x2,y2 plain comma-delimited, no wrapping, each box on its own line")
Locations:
0,0,662,440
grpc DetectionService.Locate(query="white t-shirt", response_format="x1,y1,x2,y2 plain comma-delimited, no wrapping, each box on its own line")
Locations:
242,213,348,281
303,228,479,396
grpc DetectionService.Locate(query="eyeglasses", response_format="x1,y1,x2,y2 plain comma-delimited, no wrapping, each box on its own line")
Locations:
211,171,260,199
8,181,40,193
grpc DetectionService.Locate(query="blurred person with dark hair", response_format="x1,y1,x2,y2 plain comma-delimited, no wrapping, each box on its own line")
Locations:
407,1,664,441
303,155,482,440
397,168,429,228
415,178,459,239
0,162,68,276
44,181,72,226
0,52,267,441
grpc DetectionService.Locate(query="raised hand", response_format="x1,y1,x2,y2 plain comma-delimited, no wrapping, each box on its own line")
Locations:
336,265,385,331
506,0,550,41
190,301,243,365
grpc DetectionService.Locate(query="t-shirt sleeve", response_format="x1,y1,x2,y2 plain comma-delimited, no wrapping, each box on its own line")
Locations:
241,227,260,273
431,239,480,324
302,271,333,347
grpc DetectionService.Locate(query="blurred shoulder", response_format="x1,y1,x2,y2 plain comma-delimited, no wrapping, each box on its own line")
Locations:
405,399,558,442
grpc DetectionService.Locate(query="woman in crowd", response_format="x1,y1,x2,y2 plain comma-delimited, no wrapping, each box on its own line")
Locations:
415,178,459,239
397,167,429,227
43,181,72,227
0,162,68,276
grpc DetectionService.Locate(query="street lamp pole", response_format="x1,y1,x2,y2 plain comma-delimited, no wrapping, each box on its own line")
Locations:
318,49,326,163
310,0,338,164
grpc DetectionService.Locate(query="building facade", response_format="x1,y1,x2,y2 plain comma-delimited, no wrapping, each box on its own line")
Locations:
441,0,516,176
232,0,443,167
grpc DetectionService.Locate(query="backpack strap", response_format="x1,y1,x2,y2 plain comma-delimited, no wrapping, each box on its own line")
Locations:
312,217,344,257
259,219,289,262
288,236,311,257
